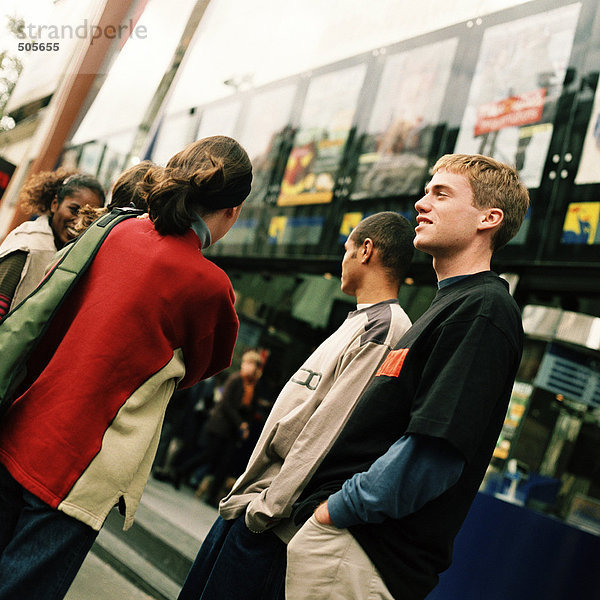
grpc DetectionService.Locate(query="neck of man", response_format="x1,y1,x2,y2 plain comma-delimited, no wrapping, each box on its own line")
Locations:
428,234,494,281
354,278,399,306
432,250,492,282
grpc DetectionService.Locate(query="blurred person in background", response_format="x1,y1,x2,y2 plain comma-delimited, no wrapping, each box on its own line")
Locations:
159,350,264,507
152,377,216,482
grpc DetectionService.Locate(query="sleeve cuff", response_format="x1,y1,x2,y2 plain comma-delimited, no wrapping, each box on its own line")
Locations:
327,490,358,529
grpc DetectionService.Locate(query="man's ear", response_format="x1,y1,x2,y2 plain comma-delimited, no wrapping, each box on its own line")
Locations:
224,205,240,219
479,208,504,232
361,238,374,263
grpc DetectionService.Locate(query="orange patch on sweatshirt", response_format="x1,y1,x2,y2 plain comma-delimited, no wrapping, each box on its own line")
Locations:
376,348,409,377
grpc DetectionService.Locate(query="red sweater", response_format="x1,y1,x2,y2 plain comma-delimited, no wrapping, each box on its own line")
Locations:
0,218,238,530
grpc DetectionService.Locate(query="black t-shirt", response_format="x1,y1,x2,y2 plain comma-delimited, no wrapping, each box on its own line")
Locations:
294,272,523,599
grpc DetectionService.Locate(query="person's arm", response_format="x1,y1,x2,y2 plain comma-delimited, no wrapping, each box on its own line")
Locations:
321,312,519,528
319,434,464,528
0,251,27,319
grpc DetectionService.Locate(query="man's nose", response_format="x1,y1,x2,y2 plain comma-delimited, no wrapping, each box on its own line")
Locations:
414,195,428,212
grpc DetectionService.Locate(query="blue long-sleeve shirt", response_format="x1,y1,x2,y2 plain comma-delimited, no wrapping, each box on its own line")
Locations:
327,434,465,528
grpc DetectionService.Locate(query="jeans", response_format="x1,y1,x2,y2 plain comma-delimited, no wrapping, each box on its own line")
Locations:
178,515,286,600
0,463,99,600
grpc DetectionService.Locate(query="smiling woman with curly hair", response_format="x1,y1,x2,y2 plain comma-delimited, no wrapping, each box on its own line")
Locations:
0,168,105,318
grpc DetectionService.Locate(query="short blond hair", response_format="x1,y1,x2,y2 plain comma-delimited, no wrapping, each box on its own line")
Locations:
432,154,529,251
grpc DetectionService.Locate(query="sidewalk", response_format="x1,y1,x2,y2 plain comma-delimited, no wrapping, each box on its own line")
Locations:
66,477,219,600
66,553,156,600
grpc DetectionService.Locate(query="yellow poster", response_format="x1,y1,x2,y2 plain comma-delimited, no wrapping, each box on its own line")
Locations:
277,63,367,206
339,212,364,239
268,216,288,245
562,202,600,245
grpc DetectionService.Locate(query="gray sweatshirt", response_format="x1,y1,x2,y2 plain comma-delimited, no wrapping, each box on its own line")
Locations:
219,299,411,539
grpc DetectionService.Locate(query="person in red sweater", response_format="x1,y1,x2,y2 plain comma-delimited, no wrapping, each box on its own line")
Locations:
0,135,252,600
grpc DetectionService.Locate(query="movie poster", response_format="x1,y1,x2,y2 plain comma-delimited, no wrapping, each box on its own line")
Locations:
493,381,533,461
351,38,458,200
575,84,600,185
338,209,414,244
217,217,258,246
97,148,126,190
0,156,15,201
59,148,80,171
454,4,581,189
339,212,364,243
562,201,600,244
277,64,367,206
237,84,297,203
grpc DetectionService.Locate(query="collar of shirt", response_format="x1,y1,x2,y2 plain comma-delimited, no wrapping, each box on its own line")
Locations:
190,214,212,249
438,271,492,290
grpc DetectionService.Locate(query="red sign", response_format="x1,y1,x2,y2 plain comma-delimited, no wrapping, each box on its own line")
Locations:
0,157,15,201
474,88,547,136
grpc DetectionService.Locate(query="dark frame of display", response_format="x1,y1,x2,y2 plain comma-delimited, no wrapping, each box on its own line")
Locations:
535,0,600,264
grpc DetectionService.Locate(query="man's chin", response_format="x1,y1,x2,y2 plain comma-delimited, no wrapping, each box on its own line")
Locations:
413,236,425,250
413,238,434,256
340,283,353,297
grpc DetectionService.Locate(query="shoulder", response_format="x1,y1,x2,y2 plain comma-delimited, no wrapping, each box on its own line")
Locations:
110,220,232,286
0,216,54,257
476,274,521,321
359,300,412,347
389,302,412,333
442,274,523,344
443,272,518,315
13,215,52,235
94,221,235,310
413,273,522,341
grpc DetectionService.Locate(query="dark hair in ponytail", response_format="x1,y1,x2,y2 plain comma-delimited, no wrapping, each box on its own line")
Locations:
138,136,252,236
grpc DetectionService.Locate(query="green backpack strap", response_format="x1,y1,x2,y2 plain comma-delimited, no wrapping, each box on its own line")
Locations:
0,207,144,415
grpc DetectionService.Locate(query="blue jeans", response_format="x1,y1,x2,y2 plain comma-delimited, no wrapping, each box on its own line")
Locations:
178,515,286,600
0,463,99,600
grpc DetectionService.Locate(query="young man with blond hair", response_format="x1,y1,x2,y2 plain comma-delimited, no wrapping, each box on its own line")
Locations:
287,154,529,600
